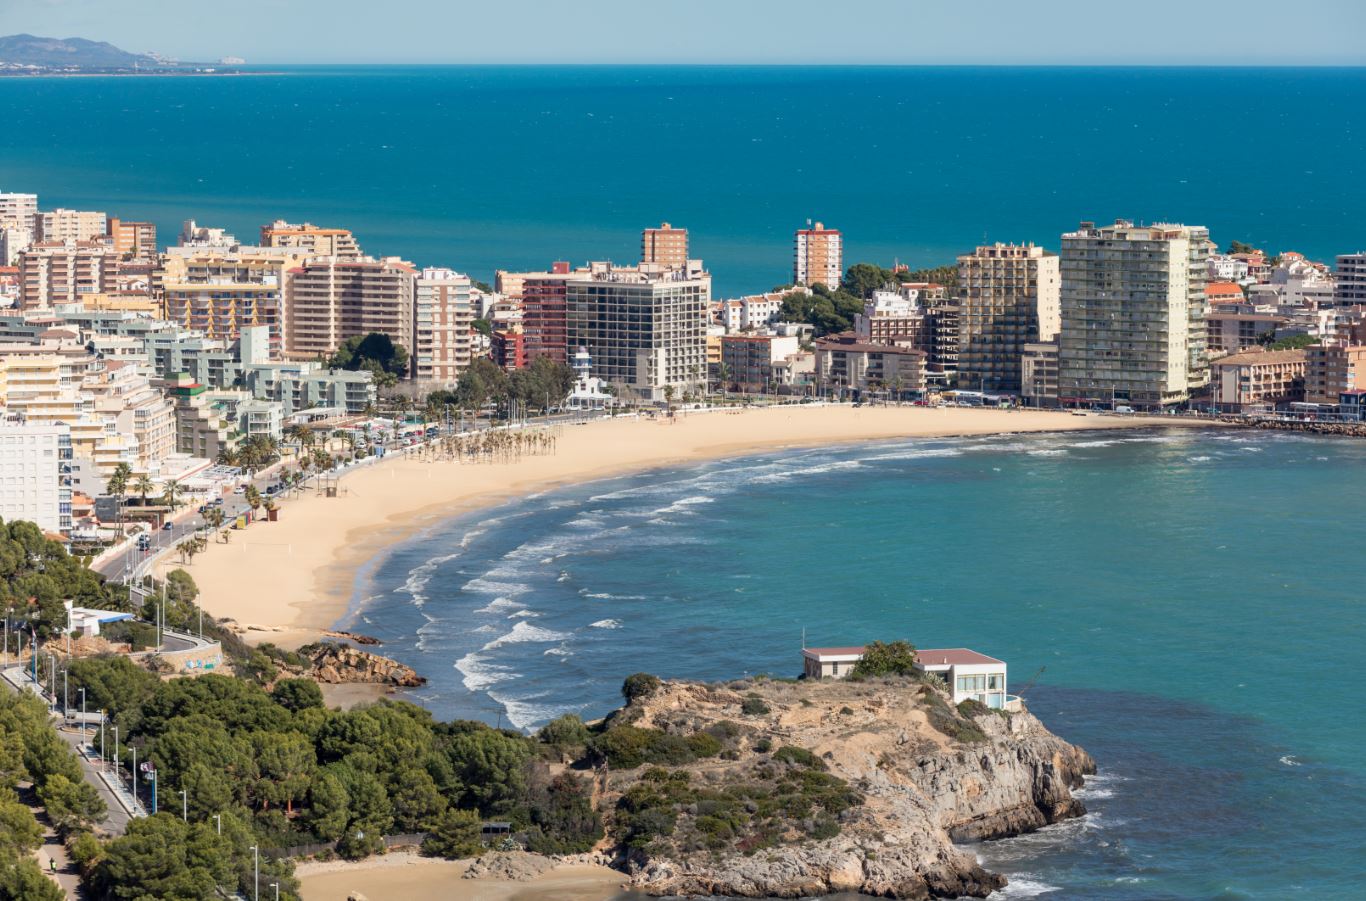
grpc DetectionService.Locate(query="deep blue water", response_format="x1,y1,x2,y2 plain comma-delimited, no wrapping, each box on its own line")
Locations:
346,428,1366,898
3,66,1364,293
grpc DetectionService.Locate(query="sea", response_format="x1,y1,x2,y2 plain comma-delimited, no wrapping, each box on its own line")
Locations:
2,65,1364,293
343,428,1366,899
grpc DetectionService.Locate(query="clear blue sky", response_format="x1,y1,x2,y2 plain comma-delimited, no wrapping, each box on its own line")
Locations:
6,0,1366,65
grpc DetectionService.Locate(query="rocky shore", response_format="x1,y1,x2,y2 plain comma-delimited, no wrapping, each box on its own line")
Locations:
291,641,426,687
606,676,1094,899
1222,416,1366,437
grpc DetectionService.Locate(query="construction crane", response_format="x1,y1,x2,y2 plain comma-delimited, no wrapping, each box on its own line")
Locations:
1016,666,1046,696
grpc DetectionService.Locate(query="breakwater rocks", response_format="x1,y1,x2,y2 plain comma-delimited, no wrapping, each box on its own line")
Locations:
1221,417,1366,438
611,677,1094,899
295,642,426,687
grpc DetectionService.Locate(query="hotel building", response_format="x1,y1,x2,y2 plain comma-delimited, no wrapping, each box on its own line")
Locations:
413,267,475,385
719,334,800,393
1058,220,1212,408
641,222,689,267
795,222,842,289
159,249,300,350
814,335,927,395
956,243,1060,393
1304,344,1366,404
565,262,710,401
106,218,158,259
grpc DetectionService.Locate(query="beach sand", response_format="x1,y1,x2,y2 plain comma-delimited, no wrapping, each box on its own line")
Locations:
173,405,1207,646
295,852,629,901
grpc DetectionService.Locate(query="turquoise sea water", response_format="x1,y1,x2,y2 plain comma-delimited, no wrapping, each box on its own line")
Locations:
346,428,1366,899
3,66,1364,293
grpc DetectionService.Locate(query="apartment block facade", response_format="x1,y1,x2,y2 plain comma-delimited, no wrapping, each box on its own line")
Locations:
1337,253,1366,306
795,222,842,289
259,220,362,258
413,267,474,385
18,240,120,309
35,209,108,243
956,243,1060,393
641,222,689,267
0,421,72,533
1211,349,1306,410
814,336,926,394
107,218,158,259
284,257,416,364
1304,344,1366,404
1058,220,1212,408
565,263,710,401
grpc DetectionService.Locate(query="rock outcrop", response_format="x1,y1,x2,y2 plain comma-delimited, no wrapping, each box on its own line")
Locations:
462,850,558,881
298,642,426,687
606,677,1094,899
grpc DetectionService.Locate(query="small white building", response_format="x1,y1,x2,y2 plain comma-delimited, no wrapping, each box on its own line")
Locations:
65,601,134,638
801,644,1018,710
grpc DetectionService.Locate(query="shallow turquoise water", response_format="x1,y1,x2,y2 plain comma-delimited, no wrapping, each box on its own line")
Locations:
3,67,1363,292
347,428,1366,898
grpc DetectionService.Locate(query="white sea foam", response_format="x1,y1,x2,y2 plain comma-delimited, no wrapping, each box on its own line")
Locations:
1280,755,1301,767
544,645,573,658
579,591,647,601
1026,448,1068,457
749,459,863,484
988,875,1063,898
489,689,581,731
1188,455,1212,462
650,494,715,516
508,609,539,619
454,652,515,690
482,621,573,650
464,578,531,598
471,624,498,634
1068,439,1122,449
589,618,622,629
556,572,571,582
863,447,965,461
473,596,521,613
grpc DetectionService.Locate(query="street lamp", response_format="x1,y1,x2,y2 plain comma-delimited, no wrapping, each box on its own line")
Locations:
271,882,279,901
180,789,187,821
78,688,86,748
250,845,259,901
213,813,221,835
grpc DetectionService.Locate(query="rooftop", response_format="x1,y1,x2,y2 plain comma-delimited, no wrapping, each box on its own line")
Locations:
801,646,1004,667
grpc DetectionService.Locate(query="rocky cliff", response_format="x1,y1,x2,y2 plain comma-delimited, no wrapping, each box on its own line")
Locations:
295,642,426,687
602,676,1093,899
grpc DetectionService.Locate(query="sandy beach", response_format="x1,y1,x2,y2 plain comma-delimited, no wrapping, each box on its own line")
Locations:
295,852,630,901
173,405,1206,647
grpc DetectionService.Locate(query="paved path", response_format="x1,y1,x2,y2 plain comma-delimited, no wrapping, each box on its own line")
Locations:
36,823,81,898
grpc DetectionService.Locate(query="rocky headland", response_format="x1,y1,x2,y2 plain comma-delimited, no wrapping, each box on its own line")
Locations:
591,674,1093,899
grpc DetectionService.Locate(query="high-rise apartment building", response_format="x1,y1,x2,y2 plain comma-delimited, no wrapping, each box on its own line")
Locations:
34,208,108,243
413,267,474,385
159,248,302,350
956,243,1060,393
0,192,37,229
566,261,710,401
0,421,72,533
106,218,158,259
1304,344,1366,404
642,222,689,267
1058,220,1212,408
18,240,121,309
260,220,362,258
1335,252,1366,306
496,262,578,366
284,257,416,364
795,222,843,289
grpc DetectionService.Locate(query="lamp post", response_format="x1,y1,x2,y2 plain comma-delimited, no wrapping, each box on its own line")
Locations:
112,726,119,779
180,789,187,822
78,688,86,748
213,813,221,835
99,711,106,770
271,883,279,901
250,845,259,901
62,669,68,719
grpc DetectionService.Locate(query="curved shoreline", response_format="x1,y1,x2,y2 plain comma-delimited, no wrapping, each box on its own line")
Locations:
174,406,1217,650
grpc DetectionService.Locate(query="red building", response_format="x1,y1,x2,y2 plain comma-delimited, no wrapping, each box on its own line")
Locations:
491,329,527,370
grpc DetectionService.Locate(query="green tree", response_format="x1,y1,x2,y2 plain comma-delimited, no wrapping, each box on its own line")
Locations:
0,790,43,857
850,640,919,678
841,262,895,299
421,807,483,859
438,725,531,815
97,814,229,900
388,765,447,832
621,673,661,703
0,855,64,901
37,772,106,834
270,678,323,713
305,769,351,842
538,714,590,749
523,772,603,854
328,333,410,379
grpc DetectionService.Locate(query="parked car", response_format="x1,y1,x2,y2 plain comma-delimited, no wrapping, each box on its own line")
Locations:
162,522,175,531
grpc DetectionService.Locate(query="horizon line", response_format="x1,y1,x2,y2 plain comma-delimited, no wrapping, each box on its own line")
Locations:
216,61,1366,69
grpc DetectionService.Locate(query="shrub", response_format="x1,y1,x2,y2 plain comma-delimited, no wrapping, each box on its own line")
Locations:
686,732,722,759
772,746,826,771
621,673,662,704
753,737,773,754
957,699,990,718
850,640,918,679
538,714,590,747
740,695,770,716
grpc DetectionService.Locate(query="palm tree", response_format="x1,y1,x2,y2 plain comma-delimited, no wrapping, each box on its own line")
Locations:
244,486,262,520
663,384,675,415
162,480,183,513
203,507,226,541
133,475,155,509
106,463,131,526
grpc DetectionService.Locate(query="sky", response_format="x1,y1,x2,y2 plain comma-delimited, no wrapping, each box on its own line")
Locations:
4,0,1366,66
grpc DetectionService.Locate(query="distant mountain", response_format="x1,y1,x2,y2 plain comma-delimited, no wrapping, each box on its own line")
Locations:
0,34,162,69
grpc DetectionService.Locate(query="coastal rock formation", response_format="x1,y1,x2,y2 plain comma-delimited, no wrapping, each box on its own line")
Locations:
606,677,1093,899
298,642,426,687
462,851,559,881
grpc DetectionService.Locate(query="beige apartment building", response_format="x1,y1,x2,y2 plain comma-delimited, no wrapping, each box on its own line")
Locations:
814,335,926,394
106,218,158,259
34,208,108,243
1058,220,1212,408
1304,344,1366,404
0,192,37,229
795,222,842,289
1211,348,1306,410
565,262,710,402
641,222,689,267
1021,341,1060,407
284,257,417,364
159,249,302,349
260,220,362,258
957,242,1060,393
1206,311,1286,357
18,240,121,309
413,267,475,385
